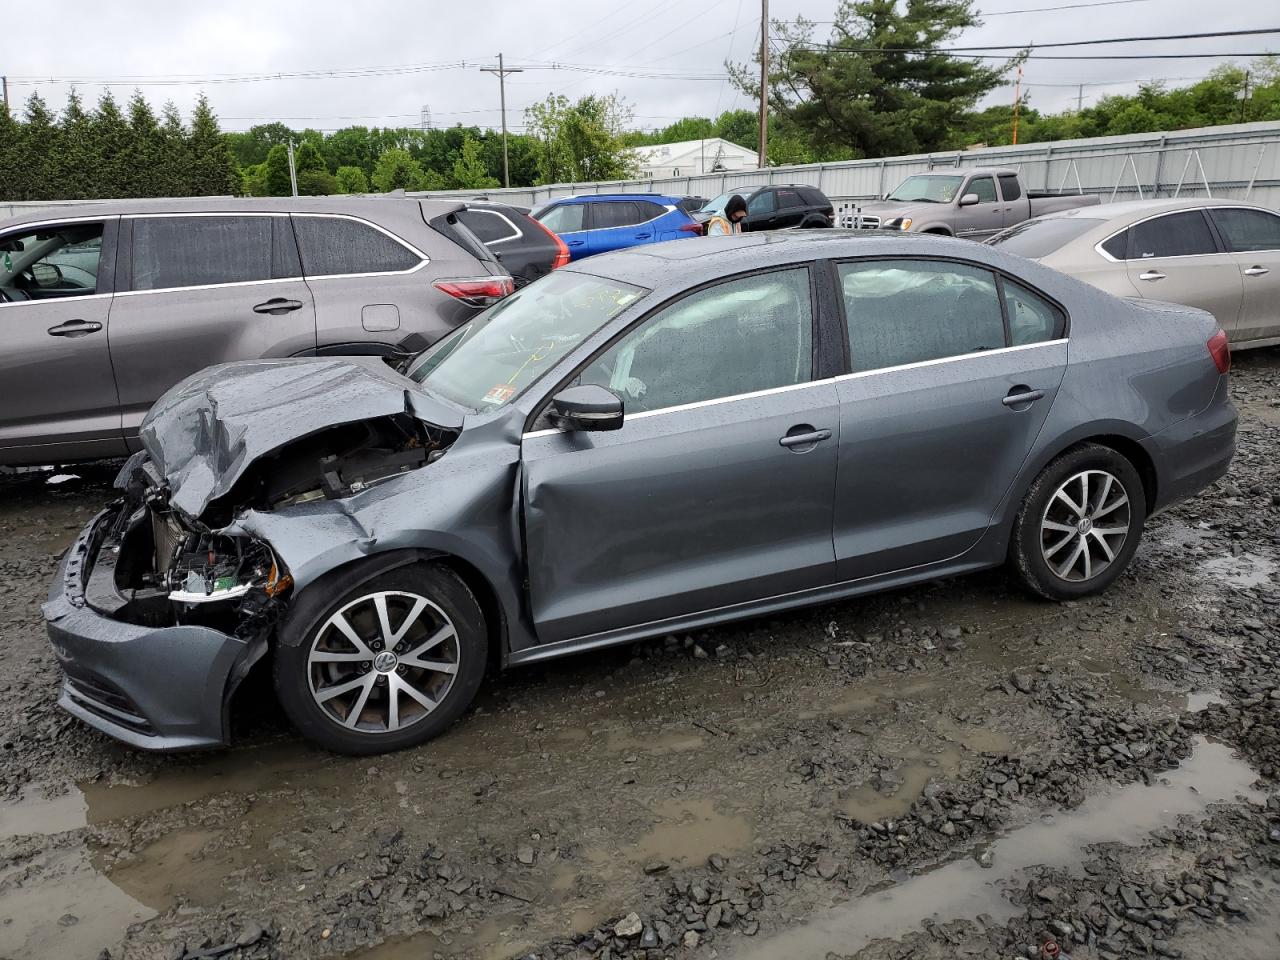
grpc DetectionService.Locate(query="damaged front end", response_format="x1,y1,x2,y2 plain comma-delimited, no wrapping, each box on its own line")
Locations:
44,357,464,750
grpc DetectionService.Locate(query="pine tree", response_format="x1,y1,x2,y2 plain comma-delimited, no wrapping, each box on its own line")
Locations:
90,91,132,198
19,92,60,200
124,90,164,197
188,94,238,196
0,98,28,200
264,143,293,196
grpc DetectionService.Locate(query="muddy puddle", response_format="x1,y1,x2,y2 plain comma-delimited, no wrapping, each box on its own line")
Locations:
1199,552,1278,590
733,736,1262,959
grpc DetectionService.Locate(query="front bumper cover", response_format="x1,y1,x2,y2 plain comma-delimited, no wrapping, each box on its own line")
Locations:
43,509,262,751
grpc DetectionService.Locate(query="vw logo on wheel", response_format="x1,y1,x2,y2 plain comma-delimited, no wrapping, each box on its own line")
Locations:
373,651,399,673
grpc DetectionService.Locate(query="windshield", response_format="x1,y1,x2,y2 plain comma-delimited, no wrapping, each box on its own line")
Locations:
886,175,965,203
986,216,1104,259
407,271,647,411
700,191,736,217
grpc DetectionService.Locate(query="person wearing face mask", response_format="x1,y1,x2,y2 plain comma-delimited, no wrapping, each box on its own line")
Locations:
703,194,748,236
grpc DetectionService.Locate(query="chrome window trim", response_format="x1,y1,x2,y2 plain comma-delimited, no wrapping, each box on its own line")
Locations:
0,215,116,307
521,339,1068,440
114,276,306,298
283,212,430,274
1091,205,1278,263
463,208,523,246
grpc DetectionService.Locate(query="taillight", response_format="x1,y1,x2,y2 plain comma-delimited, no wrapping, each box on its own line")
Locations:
433,276,515,307
529,217,571,269
1207,328,1231,374
680,221,704,236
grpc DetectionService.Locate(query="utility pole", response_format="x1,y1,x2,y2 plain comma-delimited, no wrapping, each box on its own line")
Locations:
1,76,8,111
1238,71,1251,123
481,53,523,188
758,0,769,168
1011,63,1023,146
1077,83,1084,113
287,140,298,197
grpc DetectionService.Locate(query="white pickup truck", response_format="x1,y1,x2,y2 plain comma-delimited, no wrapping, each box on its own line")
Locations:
848,167,1100,240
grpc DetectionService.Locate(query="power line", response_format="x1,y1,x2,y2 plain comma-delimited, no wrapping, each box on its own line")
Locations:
790,26,1280,54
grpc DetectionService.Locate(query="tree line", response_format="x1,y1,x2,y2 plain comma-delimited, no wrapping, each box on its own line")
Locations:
3,0,1279,204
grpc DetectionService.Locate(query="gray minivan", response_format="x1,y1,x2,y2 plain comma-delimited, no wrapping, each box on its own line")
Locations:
0,197,510,466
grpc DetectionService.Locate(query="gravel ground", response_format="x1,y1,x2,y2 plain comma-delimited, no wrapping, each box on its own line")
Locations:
0,348,1277,960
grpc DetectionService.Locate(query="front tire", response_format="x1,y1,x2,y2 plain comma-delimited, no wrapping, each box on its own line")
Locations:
274,563,487,755
1009,444,1146,600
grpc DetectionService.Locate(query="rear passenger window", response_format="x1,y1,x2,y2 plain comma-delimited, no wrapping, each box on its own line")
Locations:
998,174,1022,201
778,189,803,208
1129,211,1217,259
132,216,272,291
1100,230,1129,260
591,202,642,229
1001,277,1064,346
839,260,1005,373
1208,208,1280,252
633,201,666,222
292,216,421,277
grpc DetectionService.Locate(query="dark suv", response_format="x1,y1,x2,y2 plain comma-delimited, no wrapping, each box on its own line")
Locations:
0,197,509,466
699,185,834,231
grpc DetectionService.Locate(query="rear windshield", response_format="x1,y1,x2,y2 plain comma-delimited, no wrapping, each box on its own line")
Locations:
987,217,1104,259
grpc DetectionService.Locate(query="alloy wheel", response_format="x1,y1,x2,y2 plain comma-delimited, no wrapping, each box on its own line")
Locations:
1039,469,1132,583
307,591,460,734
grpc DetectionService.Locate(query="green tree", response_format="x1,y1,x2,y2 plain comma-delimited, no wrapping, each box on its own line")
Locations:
188,94,239,195
524,93,637,184
731,0,1012,160
124,91,164,196
450,135,500,189
264,144,293,196
0,99,26,200
297,168,338,195
241,162,270,196
52,89,94,198
371,147,430,191
334,165,370,193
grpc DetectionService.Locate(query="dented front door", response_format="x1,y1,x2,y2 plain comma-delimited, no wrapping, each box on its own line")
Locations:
520,382,841,645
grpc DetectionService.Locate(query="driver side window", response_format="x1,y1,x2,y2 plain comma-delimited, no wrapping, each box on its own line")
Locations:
577,268,814,415
0,222,105,302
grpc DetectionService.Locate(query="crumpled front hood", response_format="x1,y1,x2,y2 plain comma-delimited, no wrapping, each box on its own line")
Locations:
140,357,463,519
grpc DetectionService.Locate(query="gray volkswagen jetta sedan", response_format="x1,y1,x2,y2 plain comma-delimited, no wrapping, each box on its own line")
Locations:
44,232,1237,754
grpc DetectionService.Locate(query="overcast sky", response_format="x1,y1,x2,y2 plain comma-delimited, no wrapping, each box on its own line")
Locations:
5,0,1275,138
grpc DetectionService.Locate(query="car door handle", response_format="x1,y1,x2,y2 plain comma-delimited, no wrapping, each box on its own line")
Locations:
46,319,103,337
567,239,586,247
635,232,652,239
779,428,832,448
1244,265,1270,277
1138,270,1166,282
1002,388,1045,407
253,298,304,315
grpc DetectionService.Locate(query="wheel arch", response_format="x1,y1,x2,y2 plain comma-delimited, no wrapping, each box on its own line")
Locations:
276,548,511,670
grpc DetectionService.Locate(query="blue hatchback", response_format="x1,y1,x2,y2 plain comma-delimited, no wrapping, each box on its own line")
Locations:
531,194,700,260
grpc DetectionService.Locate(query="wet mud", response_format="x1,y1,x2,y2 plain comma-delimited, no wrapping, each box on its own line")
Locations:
0,348,1276,959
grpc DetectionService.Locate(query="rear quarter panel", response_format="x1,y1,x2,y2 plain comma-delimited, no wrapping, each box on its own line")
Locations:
980,248,1222,531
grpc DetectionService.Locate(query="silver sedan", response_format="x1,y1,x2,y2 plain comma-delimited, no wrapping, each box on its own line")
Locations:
989,198,1280,350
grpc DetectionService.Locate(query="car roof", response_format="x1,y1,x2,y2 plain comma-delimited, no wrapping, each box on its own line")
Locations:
566,229,1000,290
0,196,465,225
1028,197,1261,224
550,194,680,205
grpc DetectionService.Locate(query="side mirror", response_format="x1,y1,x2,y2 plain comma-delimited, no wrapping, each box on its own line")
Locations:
31,262,63,287
958,193,980,207
549,384,624,432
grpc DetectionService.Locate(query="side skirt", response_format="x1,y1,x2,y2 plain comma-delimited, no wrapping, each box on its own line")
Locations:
508,553,1001,667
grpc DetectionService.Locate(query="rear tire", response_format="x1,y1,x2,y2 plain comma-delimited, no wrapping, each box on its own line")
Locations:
274,563,487,755
1009,444,1146,601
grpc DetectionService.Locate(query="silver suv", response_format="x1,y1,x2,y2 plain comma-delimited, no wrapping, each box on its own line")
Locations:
0,197,510,466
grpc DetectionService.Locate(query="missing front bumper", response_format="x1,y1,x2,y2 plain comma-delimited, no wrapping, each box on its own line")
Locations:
43,510,267,751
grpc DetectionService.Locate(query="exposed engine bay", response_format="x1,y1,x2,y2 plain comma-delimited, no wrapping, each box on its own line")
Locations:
85,413,456,633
